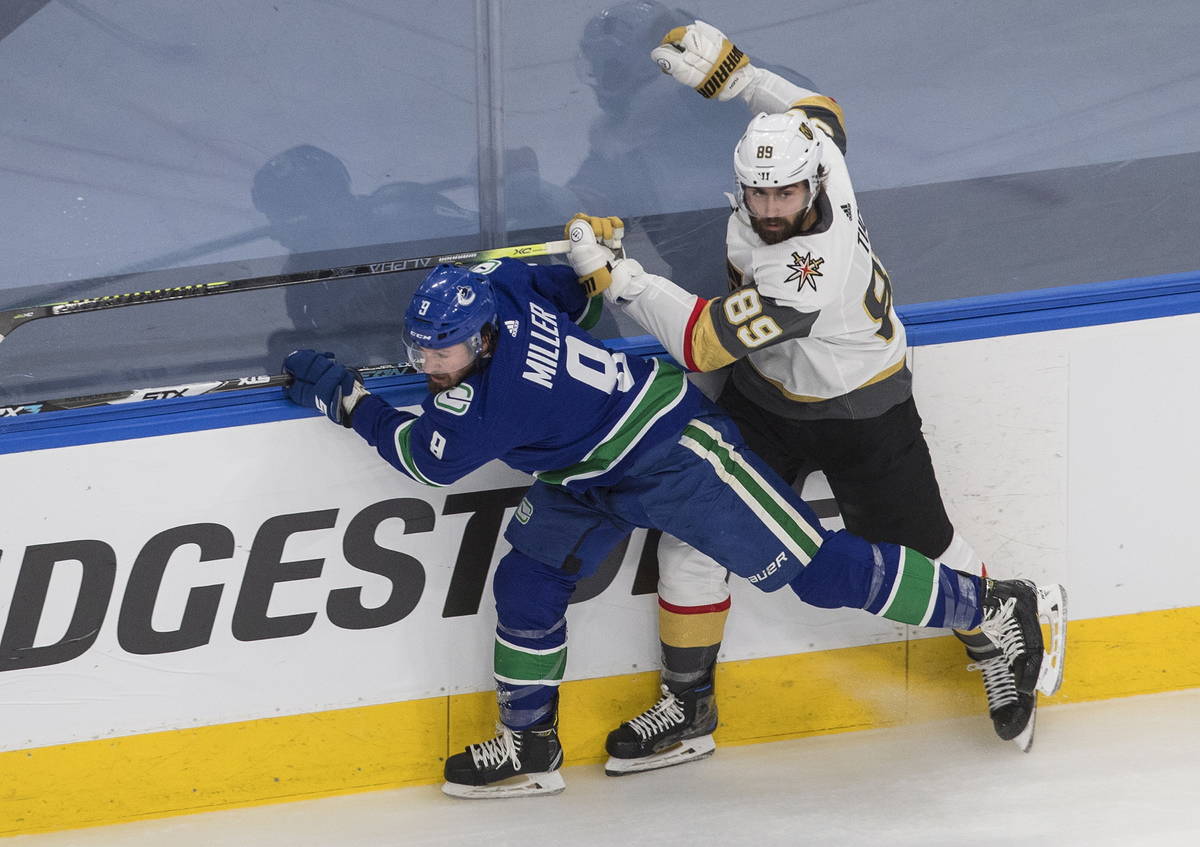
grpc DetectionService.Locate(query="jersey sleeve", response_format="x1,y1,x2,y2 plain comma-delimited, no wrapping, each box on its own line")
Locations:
350,393,492,487
678,286,819,371
514,259,603,330
617,268,819,373
740,67,847,154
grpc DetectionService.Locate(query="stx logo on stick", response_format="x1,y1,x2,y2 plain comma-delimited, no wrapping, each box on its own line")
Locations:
0,404,43,416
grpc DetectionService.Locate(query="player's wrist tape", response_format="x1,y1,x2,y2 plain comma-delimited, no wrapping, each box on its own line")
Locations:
580,263,613,297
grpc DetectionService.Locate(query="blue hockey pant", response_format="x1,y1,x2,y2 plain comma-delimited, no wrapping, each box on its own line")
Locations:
492,410,982,729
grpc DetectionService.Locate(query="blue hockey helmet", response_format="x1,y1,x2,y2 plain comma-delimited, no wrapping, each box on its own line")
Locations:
403,263,498,373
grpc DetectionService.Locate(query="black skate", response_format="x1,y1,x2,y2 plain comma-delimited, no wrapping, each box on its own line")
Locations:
442,719,564,799
604,681,718,776
966,644,1038,752
980,579,1068,700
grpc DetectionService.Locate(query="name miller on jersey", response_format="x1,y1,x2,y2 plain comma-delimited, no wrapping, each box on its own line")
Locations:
522,301,562,389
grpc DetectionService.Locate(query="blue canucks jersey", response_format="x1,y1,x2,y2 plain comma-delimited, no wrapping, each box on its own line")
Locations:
351,258,704,491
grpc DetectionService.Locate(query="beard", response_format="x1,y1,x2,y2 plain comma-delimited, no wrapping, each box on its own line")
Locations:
423,351,491,393
750,213,807,245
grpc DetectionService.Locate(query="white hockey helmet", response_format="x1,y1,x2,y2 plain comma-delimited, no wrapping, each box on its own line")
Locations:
732,111,825,218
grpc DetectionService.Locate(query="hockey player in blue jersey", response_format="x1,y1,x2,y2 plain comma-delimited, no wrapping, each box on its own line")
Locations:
280,216,1066,798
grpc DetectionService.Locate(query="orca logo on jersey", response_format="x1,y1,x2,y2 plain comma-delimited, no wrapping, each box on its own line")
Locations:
434,383,474,416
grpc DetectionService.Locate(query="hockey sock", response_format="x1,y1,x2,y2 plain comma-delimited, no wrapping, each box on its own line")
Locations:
492,550,575,730
793,531,982,629
494,621,566,730
862,546,983,629
658,595,729,694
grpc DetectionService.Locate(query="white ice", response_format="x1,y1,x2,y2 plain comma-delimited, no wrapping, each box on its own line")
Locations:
11,689,1200,846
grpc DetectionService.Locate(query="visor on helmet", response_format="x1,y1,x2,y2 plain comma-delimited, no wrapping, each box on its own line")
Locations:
740,182,811,219
404,332,486,375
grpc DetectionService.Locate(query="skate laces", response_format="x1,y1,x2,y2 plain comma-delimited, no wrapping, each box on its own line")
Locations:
469,723,521,771
626,685,686,741
980,596,1026,664
967,654,1018,710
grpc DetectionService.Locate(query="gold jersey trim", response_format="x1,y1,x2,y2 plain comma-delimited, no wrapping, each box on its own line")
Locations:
749,356,907,402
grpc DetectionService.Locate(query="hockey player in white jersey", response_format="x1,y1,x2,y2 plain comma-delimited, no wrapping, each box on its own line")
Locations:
580,20,1057,768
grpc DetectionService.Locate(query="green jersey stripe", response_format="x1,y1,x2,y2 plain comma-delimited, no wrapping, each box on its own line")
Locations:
393,419,442,487
683,419,824,552
879,547,937,625
494,638,567,683
536,359,687,486
679,421,822,561
577,296,604,331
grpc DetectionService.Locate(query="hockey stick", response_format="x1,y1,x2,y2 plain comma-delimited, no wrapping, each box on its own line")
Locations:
0,238,571,344
0,362,414,419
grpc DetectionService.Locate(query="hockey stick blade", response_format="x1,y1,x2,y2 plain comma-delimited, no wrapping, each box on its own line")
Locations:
0,239,571,344
0,362,413,419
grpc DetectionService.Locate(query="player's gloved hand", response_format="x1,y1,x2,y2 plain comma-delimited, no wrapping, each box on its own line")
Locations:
282,349,367,427
650,20,753,101
604,258,650,305
565,213,624,249
566,215,617,297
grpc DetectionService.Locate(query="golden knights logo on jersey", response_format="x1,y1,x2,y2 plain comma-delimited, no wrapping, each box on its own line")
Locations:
785,251,825,292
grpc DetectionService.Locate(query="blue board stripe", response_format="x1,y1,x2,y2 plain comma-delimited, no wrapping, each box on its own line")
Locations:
3,270,1199,454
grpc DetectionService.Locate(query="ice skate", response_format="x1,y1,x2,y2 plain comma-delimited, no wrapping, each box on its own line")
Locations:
442,719,564,799
605,681,718,776
966,646,1038,752
980,579,1068,699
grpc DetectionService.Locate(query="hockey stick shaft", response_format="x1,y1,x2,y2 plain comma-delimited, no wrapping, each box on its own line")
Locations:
0,362,413,418
0,238,571,343
0,362,415,417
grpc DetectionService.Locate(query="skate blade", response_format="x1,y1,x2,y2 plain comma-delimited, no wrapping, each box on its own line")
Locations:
604,735,716,776
1035,583,1068,697
1011,697,1037,753
441,770,565,799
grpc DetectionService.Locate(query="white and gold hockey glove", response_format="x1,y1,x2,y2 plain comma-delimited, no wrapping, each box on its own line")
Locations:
565,213,624,249
650,21,753,101
565,214,623,297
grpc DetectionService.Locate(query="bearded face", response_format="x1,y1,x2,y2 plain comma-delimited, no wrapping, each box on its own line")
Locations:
743,183,811,245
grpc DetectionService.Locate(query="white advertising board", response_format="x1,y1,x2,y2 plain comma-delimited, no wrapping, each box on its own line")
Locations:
4,310,1200,751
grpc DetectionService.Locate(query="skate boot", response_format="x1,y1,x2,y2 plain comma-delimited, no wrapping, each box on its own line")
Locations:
604,680,718,776
442,718,564,799
980,579,1068,699
966,643,1038,751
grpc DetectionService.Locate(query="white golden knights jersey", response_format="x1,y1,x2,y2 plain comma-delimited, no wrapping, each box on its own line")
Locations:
617,72,910,421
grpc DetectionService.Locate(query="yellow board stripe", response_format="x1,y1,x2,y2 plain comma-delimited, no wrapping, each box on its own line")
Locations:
5,605,1200,837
